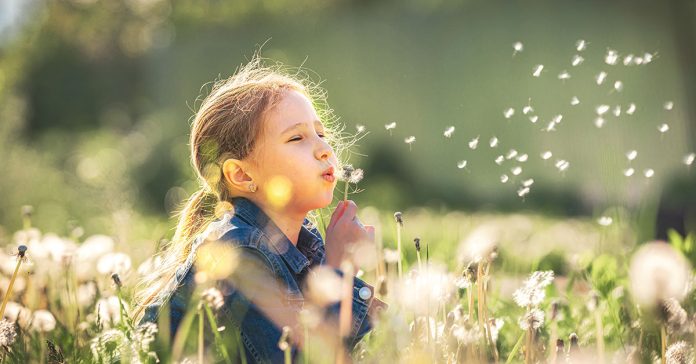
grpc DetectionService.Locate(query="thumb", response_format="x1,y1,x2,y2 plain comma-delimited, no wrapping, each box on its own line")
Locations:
327,201,346,231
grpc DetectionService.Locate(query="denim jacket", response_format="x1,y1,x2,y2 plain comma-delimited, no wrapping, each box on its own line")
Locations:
140,197,387,363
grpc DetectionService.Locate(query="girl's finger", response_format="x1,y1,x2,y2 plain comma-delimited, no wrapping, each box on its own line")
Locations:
327,201,346,230
338,200,358,224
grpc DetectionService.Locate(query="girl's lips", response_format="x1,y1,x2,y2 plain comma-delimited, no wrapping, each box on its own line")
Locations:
322,174,335,182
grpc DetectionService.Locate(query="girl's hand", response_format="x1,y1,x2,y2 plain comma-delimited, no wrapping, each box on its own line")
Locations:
324,200,375,269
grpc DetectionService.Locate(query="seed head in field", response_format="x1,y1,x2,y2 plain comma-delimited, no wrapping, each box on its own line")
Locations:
519,308,544,330
513,271,554,307
97,252,132,276
383,248,400,264
623,168,635,177
468,136,479,149
629,241,691,307
576,39,587,51
0,319,16,347
513,41,524,56
643,169,655,178
31,310,56,332
570,96,580,106
541,151,552,160
658,123,670,134
626,103,637,115
443,126,455,138
626,150,638,161
457,160,468,169
404,136,416,150
532,65,544,77
684,153,695,166
504,107,515,119
393,212,403,226
664,101,674,110
489,136,499,148
660,298,690,335
571,54,584,66
458,225,498,264
666,341,694,364
596,71,607,85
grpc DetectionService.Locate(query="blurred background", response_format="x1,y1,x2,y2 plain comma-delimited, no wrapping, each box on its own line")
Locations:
1,0,694,250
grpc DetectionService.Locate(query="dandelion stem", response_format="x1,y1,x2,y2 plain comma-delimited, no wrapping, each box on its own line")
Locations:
203,304,234,364
396,222,403,280
0,246,27,319
661,325,667,364
506,331,526,364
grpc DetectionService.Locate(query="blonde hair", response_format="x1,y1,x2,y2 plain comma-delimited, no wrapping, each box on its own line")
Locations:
133,55,351,322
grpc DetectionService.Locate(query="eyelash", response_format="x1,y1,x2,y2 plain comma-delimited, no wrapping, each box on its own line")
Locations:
290,133,325,142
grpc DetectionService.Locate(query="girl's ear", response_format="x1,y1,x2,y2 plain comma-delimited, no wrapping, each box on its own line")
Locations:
222,158,254,192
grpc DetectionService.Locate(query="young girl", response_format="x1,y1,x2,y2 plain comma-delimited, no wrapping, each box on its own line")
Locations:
134,56,387,363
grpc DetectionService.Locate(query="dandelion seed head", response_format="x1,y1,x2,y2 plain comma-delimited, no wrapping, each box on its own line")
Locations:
511,166,522,176
626,150,638,161
393,212,403,225
684,153,695,166
31,310,56,333
572,54,584,66
570,96,580,106
459,225,499,264
457,160,468,169
348,168,364,184
443,126,455,138
0,319,17,347
623,168,635,177
558,71,571,80
97,252,132,276
513,271,554,307
532,65,544,77
383,248,400,264
666,341,694,364
519,308,545,330
576,39,587,51
598,216,613,226
495,155,505,165
513,41,524,54
500,174,509,183
629,241,691,307
596,71,607,85
504,108,515,119
658,123,670,133
489,137,499,148
626,103,637,115
469,136,480,149
541,151,553,160
661,298,690,336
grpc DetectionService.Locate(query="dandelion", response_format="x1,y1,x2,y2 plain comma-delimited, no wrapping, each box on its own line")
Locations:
0,245,28,319
529,115,538,123
513,41,524,55
658,123,670,134
404,136,416,150
201,288,224,311
532,64,544,77
457,160,468,169
613,105,621,117
576,39,587,51
385,122,396,135
660,298,689,335
500,174,509,183
504,108,515,119
517,187,530,198
666,341,694,364
468,136,479,149
511,166,522,176
489,136,499,148
626,103,637,115
0,319,16,347
594,117,606,128
97,252,132,276
571,54,584,66
644,169,655,178
517,154,528,162
382,248,399,264
513,271,555,307
518,308,544,330
626,150,638,161
338,164,364,201
356,124,365,133
31,310,56,332
664,101,674,110
684,153,695,166
629,241,691,307
506,149,518,160
558,71,571,80
570,96,580,106
443,126,455,138
414,238,423,272
614,81,624,92
598,216,613,226
459,225,498,265
541,151,552,160
623,168,635,177
495,155,505,165
596,71,607,85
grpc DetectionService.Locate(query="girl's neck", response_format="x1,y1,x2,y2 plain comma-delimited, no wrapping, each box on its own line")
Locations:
255,200,305,247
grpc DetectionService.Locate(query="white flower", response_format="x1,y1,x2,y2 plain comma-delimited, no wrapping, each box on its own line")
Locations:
78,281,98,307
458,225,498,264
513,271,555,307
31,310,56,332
519,308,544,330
666,341,694,364
97,252,132,276
3,302,31,328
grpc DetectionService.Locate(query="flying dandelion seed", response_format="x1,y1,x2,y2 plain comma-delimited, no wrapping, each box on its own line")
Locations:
523,105,533,115
558,71,571,80
571,54,584,66
643,52,655,64
506,149,518,159
532,64,544,77
596,104,610,115
576,39,587,51
664,101,674,110
605,49,619,65
626,103,637,115
513,41,524,55
541,151,553,160
522,178,534,187
469,136,480,149
385,122,396,135
613,105,621,117
644,169,655,178
684,153,695,166
594,117,605,128
405,136,416,150
614,81,624,92
555,160,570,171
495,155,505,165
356,124,366,133
504,108,515,119
552,115,563,124
517,154,529,162
529,115,539,123
626,150,638,161
598,216,613,226
489,137,499,148
545,121,557,132
443,126,455,138
634,56,644,65
623,168,635,177
517,186,530,198
457,160,468,169
500,174,509,183
658,123,670,134
623,54,634,65
596,71,607,85
511,166,523,175
570,96,580,106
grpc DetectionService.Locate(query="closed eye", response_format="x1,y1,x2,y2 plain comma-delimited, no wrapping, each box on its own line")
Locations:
288,133,325,142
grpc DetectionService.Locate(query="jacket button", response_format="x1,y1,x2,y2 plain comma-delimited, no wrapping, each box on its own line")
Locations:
358,287,372,300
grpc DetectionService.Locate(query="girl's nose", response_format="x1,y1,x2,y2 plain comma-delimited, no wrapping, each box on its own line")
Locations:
315,140,333,161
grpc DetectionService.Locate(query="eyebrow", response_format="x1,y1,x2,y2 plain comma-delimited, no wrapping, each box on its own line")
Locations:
281,120,324,135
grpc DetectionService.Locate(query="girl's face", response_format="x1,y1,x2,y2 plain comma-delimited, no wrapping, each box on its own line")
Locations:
249,89,338,213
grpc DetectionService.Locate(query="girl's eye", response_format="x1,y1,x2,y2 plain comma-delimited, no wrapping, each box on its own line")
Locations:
289,136,302,142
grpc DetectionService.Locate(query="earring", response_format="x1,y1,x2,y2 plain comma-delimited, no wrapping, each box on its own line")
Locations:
248,182,257,193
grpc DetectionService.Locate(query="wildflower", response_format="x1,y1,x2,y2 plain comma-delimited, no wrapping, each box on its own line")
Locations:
200,288,224,311
684,153,695,166
532,65,544,77
443,126,455,138
629,241,691,307
489,137,499,147
404,136,416,150
576,39,587,51
468,136,479,149
513,41,524,55
626,103,637,115
614,81,624,92
597,216,613,226
513,271,555,307
666,341,694,364
623,168,635,177
644,169,655,178
558,71,571,80
31,310,56,332
596,71,607,85
541,151,553,160
0,319,16,347
664,101,674,110
338,164,364,200
500,174,509,183
626,150,638,161
570,96,580,105
658,123,670,133
457,160,467,169
518,308,544,330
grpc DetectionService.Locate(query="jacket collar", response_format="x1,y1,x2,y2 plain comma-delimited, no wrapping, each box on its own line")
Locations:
230,197,325,274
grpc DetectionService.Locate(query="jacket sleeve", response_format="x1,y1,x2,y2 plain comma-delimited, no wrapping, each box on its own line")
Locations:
325,268,389,351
